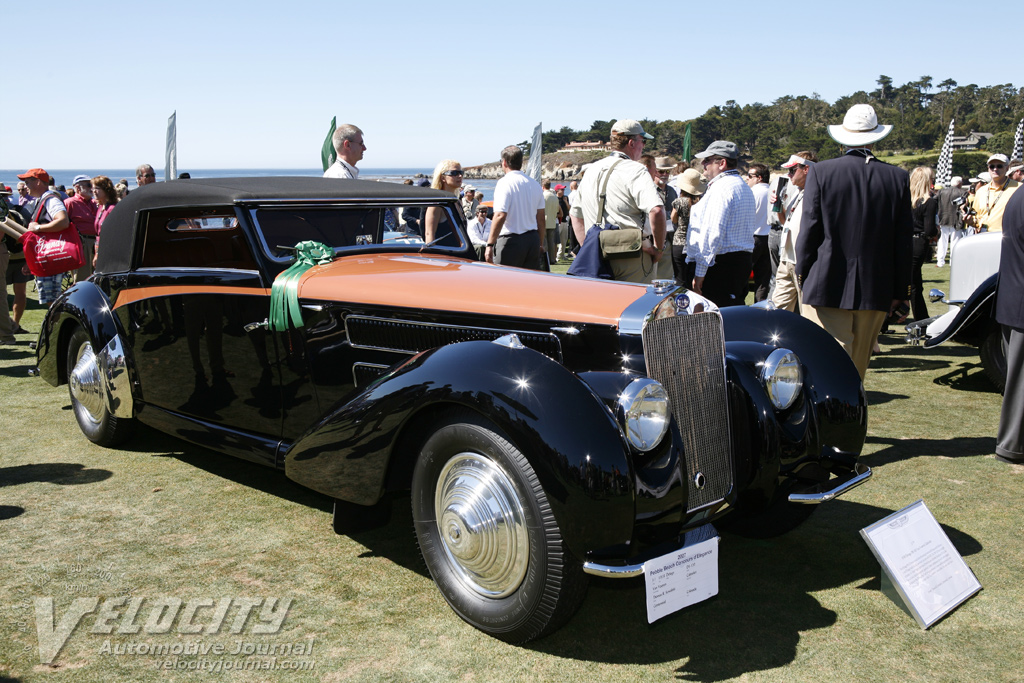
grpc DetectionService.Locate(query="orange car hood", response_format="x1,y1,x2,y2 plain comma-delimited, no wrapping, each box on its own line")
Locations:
297,254,646,327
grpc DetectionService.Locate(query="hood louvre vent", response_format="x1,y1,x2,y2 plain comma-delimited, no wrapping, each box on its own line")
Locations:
345,315,562,362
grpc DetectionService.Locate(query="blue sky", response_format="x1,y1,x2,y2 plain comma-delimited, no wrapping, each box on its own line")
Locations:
4,0,1021,170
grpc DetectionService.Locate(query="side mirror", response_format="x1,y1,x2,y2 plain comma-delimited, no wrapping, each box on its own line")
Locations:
928,289,945,303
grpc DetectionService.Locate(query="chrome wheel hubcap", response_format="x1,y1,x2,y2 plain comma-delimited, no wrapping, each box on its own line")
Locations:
69,341,104,426
434,453,528,598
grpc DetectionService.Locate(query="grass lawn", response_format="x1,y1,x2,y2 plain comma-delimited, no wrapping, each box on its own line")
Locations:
1,265,1021,683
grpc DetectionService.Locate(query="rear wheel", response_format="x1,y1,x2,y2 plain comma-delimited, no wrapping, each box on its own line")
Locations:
67,327,135,446
979,328,1007,393
411,411,586,643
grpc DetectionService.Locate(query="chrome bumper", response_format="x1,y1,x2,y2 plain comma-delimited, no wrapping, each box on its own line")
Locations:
788,463,872,504
582,523,717,579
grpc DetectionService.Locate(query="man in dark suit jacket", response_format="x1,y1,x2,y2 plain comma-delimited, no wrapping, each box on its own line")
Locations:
795,104,913,382
995,189,1024,464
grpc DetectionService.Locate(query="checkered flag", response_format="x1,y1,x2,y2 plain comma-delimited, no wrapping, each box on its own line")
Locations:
1013,119,1024,162
935,119,955,187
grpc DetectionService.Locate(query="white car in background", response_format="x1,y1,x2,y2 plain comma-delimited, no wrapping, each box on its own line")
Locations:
906,232,1005,391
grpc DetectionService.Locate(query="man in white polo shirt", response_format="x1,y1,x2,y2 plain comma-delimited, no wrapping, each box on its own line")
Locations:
486,145,546,269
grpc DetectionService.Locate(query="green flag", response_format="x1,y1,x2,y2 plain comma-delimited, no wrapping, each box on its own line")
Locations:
321,116,337,172
682,123,692,166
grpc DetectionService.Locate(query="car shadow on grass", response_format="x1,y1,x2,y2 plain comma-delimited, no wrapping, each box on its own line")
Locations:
528,499,980,680
863,434,996,465
116,423,333,514
0,463,112,488
866,390,910,406
933,361,1000,393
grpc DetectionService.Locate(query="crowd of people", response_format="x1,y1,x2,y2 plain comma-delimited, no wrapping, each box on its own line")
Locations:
322,108,1023,464
0,164,159,345
5,110,1021,461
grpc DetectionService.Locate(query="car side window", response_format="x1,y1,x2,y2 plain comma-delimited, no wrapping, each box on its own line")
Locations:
252,205,465,261
253,207,383,260
138,210,258,270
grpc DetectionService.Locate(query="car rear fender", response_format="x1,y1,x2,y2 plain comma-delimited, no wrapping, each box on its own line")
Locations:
36,281,138,419
284,339,637,556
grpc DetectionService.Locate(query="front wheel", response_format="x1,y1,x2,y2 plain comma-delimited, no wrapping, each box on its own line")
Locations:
411,411,586,643
979,327,1007,393
67,327,135,447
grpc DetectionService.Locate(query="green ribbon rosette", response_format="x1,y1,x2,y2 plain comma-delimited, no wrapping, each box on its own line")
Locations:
269,241,334,331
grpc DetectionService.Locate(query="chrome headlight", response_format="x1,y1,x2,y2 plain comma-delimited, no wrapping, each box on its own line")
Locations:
761,348,803,410
617,378,670,451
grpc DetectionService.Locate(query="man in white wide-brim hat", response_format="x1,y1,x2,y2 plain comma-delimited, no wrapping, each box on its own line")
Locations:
794,104,913,382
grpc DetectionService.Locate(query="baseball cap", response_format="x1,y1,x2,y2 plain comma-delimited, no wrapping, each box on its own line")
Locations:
987,153,1009,165
694,141,740,160
73,174,92,186
17,168,49,181
610,119,654,140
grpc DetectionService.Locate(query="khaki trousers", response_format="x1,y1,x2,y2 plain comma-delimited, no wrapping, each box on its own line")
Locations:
772,260,802,312
801,305,886,382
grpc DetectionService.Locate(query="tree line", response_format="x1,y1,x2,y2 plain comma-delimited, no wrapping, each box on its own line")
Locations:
529,76,1023,172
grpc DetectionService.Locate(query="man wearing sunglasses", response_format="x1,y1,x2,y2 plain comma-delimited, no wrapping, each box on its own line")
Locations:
136,164,157,187
968,153,1019,233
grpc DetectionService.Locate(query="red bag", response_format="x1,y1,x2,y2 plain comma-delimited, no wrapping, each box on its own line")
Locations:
18,191,85,277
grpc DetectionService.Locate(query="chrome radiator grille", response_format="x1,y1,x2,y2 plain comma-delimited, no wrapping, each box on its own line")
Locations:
642,312,733,512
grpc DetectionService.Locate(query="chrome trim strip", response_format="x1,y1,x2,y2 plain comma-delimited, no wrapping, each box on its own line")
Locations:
788,463,872,504
99,335,134,418
133,267,263,276
344,315,562,360
352,362,390,387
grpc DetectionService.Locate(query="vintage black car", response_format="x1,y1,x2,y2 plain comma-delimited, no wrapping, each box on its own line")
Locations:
37,177,870,642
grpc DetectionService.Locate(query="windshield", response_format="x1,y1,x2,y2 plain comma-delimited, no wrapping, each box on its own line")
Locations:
251,204,466,261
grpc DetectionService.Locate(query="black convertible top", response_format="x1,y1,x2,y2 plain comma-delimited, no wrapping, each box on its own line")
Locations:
95,176,453,273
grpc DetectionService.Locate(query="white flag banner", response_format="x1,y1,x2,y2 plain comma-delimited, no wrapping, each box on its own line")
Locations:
165,111,177,181
524,122,542,183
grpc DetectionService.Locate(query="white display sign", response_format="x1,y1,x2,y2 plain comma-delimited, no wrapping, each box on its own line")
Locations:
860,499,981,629
643,536,719,623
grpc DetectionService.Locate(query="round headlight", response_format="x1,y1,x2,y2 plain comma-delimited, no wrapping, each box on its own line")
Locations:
617,378,670,452
761,348,803,410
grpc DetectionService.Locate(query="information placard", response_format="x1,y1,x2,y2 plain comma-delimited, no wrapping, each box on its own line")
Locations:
643,536,719,623
860,499,981,629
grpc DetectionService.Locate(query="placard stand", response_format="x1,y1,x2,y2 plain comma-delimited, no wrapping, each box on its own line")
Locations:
860,500,981,629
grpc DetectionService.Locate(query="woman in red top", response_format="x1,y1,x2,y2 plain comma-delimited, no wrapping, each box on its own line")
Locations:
90,176,118,267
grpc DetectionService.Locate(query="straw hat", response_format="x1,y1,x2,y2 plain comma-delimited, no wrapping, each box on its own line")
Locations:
655,156,676,171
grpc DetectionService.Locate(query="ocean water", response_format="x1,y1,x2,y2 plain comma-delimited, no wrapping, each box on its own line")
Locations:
0,168,503,199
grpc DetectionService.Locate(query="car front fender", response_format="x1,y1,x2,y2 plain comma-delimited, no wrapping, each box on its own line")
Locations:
720,306,868,507
284,338,636,557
